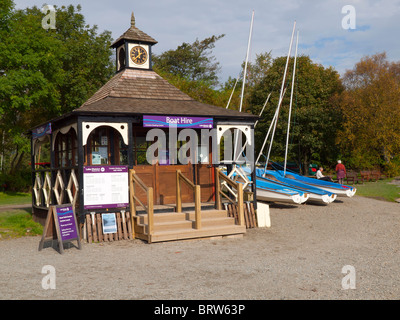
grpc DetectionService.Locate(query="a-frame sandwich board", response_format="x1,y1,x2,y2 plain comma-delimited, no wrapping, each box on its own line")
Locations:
38,204,81,254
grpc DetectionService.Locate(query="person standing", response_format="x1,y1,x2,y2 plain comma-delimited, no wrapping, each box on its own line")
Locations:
335,160,346,184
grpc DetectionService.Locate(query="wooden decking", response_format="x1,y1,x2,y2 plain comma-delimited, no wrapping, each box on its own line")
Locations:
133,209,246,243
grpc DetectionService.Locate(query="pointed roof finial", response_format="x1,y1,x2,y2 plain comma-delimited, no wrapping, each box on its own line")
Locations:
110,10,158,48
131,12,135,27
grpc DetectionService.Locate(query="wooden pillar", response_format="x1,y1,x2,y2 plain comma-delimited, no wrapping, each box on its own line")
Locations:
147,187,154,243
77,117,85,224
215,167,221,210
127,121,134,168
176,170,182,213
237,183,244,226
194,185,201,229
250,124,257,210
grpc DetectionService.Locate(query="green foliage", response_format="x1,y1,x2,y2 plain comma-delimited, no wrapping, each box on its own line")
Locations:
338,52,400,173
2,166,31,192
0,0,14,32
249,55,343,173
153,34,225,87
0,2,114,183
224,51,273,112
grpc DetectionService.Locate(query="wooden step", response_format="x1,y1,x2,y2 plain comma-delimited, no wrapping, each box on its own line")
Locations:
136,209,229,224
149,224,246,243
135,215,236,233
133,209,245,243
135,202,216,214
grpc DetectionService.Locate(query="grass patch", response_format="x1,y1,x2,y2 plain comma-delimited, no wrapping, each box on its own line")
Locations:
0,210,43,239
355,178,400,202
0,191,31,206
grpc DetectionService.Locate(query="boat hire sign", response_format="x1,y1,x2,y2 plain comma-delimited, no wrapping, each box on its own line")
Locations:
143,115,213,129
32,122,52,139
83,166,129,210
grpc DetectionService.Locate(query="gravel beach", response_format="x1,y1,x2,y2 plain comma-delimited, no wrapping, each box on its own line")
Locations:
0,195,399,300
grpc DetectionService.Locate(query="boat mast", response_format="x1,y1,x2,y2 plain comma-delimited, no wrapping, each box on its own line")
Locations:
264,21,296,169
283,30,299,176
234,10,254,161
239,10,254,113
256,21,296,165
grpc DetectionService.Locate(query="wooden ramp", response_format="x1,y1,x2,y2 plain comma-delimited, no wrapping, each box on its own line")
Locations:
133,209,246,243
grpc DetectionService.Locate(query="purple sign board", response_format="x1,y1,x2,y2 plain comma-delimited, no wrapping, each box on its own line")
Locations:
83,166,129,210
56,205,78,241
32,122,52,139
143,115,213,129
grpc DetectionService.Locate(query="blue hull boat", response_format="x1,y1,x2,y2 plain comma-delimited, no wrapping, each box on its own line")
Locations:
225,169,309,204
256,169,337,204
275,170,356,197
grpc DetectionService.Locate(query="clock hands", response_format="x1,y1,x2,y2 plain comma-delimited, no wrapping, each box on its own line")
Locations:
134,49,142,59
131,46,147,65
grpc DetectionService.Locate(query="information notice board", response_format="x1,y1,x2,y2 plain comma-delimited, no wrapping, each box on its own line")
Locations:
38,204,81,254
83,166,129,210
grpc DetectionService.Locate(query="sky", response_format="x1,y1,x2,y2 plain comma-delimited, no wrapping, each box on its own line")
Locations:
14,0,400,85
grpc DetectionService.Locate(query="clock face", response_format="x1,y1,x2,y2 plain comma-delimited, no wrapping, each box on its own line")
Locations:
130,46,148,65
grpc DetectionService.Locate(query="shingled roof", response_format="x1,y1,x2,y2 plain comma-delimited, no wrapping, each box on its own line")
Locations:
111,12,157,48
74,68,258,120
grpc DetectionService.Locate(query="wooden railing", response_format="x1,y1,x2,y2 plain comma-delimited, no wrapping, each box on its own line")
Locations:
176,170,201,229
129,169,154,242
32,167,79,208
215,168,244,226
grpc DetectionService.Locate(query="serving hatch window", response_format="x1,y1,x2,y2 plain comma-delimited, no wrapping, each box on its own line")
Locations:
85,126,128,166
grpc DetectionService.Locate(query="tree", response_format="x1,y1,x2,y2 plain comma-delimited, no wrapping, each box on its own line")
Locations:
0,3,114,185
249,55,343,174
0,0,14,32
338,52,400,174
224,51,273,112
153,34,225,88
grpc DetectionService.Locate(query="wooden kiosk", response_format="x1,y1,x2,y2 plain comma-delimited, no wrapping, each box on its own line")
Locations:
30,12,258,243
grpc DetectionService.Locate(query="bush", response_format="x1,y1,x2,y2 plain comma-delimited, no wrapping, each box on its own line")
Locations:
384,157,400,178
0,173,7,192
3,168,31,192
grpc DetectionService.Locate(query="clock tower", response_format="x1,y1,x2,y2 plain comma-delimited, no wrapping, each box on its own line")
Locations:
111,12,158,72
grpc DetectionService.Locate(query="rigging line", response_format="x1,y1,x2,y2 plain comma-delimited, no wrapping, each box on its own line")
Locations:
225,74,240,109
255,87,287,165
290,51,299,148
234,92,272,163
256,21,296,165
284,30,299,176
264,21,296,168
254,92,272,127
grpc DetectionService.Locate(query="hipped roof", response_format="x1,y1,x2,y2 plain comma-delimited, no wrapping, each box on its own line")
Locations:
74,68,257,120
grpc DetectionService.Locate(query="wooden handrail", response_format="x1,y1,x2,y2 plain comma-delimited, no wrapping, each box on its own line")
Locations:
215,168,244,226
129,169,154,242
176,170,201,229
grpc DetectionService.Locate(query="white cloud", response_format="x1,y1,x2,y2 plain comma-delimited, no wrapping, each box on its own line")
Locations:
13,0,400,83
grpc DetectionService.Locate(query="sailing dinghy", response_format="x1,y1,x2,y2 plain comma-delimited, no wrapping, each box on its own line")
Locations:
224,168,309,205
246,173,309,204
276,170,356,197
258,169,337,204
